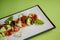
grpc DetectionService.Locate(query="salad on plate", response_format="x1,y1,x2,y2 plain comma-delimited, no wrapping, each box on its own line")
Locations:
0,13,44,37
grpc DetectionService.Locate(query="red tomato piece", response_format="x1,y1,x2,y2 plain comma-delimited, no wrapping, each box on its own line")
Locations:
22,23,27,27
6,30,12,36
21,16,27,21
32,14,37,20
13,26,20,32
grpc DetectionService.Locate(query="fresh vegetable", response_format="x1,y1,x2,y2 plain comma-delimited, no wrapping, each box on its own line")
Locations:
5,30,12,36
27,18,31,25
28,13,33,18
21,16,27,23
2,33,5,36
6,25,12,30
0,27,6,33
22,23,27,27
35,19,44,25
17,20,22,28
31,20,35,25
32,14,37,20
13,26,20,32
10,21,16,26
5,16,13,24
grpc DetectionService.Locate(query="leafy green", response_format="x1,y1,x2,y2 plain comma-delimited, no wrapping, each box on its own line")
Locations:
0,34,5,40
5,16,13,24
35,19,44,25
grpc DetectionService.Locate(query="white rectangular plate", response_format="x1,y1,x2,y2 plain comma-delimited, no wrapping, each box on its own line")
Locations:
0,5,55,40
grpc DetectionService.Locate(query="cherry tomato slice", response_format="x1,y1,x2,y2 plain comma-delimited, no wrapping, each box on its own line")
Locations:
13,26,20,32
6,30,12,36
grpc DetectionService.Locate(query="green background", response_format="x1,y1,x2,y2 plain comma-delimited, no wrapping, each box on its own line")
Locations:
0,0,60,40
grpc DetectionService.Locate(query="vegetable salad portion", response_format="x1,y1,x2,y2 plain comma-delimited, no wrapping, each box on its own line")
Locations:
0,13,44,37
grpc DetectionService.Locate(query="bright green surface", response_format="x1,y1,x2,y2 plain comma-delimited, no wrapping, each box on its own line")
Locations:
0,0,60,40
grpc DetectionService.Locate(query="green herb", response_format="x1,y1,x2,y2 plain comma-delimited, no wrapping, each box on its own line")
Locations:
35,19,44,25
5,16,13,24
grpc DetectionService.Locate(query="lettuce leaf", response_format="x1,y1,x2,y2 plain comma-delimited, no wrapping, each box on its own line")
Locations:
5,16,13,24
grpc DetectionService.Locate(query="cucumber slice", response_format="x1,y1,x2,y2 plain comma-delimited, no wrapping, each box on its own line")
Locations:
7,25,12,30
0,27,6,33
27,18,31,25
28,13,33,17
17,20,22,28
2,33,5,37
